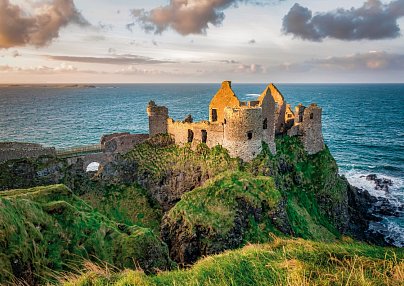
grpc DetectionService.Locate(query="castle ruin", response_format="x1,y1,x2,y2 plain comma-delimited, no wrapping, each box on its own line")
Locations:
147,81,324,161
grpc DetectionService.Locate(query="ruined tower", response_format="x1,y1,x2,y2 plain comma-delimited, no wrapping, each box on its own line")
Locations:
147,101,169,137
300,104,324,155
222,106,262,161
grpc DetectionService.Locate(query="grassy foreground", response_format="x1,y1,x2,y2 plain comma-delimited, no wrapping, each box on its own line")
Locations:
63,237,403,286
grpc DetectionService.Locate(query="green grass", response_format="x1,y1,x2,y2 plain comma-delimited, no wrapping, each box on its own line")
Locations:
0,185,173,285
125,136,241,183
166,171,281,238
62,237,404,286
80,184,163,233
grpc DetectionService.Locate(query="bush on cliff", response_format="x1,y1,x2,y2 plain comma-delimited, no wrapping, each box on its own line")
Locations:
62,237,404,286
0,185,173,285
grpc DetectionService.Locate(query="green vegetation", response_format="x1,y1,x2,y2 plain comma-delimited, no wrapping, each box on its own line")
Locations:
0,135,400,285
249,136,346,240
125,135,241,183
165,171,282,245
0,185,173,285
63,237,404,286
81,184,162,233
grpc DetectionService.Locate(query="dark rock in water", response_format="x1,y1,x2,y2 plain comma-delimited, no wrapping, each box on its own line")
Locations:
362,174,393,192
347,184,402,246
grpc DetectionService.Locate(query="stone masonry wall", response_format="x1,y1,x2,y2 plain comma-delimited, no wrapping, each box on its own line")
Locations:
167,119,224,148
258,86,276,154
147,101,169,137
300,104,324,155
0,142,56,163
222,107,262,161
102,133,149,154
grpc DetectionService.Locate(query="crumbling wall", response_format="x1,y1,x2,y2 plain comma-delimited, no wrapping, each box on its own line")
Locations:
268,84,286,134
102,133,149,154
258,86,276,154
147,101,168,136
0,142,56,163
167,120,224,148
209,81,240,123
300,104,324,155
223,107,262,161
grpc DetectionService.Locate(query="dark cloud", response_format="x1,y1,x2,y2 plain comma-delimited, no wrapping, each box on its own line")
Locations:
45,54,175,65
0,0,89,49
282,0,404,41
129,0,277,35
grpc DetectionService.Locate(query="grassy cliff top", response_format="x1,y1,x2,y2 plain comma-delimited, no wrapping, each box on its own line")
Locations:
63,237,404,286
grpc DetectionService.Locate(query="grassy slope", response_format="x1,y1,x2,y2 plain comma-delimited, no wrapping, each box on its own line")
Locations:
64,237,404,286
249,136,347,240
81,184,162,233
125,138,241,184
0,185,173,285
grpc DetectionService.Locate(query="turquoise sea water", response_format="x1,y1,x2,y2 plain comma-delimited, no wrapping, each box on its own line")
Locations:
0,83,403,245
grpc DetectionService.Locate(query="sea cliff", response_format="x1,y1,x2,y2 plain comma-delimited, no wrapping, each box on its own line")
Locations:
0,135,402,285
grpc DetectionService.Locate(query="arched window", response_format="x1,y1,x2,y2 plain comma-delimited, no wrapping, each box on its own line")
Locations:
263,118,268,130
310,113,314,119
247,131,253,140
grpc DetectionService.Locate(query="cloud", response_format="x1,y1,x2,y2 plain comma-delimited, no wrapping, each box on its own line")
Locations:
276,51,404,72
0,63,78,73
235,63,266,73
11,50,21,57
45,54,174,65
282,0,404,41
0,0,89,49
248,39,256,44
129,0,275,35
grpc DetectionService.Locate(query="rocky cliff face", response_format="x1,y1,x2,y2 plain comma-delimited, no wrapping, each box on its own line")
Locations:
0,134,397,280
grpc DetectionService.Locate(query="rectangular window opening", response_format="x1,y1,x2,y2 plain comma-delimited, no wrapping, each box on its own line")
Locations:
201,130,208,143
211,109,218,122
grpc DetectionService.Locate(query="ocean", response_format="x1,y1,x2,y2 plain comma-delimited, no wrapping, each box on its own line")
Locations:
0,83,403,245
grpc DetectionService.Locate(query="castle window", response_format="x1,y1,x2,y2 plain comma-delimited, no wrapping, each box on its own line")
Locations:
247,131,253,140
224,119,227,124
201,130,207,143
211,109,218,122
288,114,292,118
310,113,314,119
188,129,194,143
263,118,268,130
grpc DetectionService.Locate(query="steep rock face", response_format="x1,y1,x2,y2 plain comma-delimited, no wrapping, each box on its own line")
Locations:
160,172,285,264
124,137,240,211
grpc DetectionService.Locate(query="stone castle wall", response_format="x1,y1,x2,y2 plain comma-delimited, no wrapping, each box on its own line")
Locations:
0,142,56,163
300,104,324,155
102,133,149,154
167,119,224,148
147,101,168,137
147,81,325,161
222,107,262,161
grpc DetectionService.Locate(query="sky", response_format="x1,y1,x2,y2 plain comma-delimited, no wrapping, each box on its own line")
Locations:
0,0,404,83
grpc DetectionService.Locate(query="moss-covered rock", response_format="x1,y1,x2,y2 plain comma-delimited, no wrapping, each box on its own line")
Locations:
125,138,241,210
161,171,284,264
0,185,174,285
